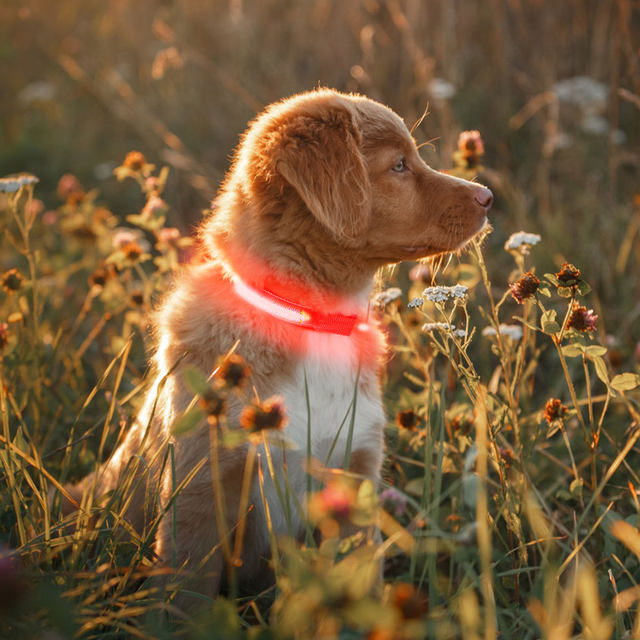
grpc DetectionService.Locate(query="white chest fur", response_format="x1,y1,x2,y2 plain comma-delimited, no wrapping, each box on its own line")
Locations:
251,330,385,540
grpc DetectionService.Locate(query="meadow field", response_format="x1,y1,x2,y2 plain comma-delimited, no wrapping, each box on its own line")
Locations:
1,1,640,638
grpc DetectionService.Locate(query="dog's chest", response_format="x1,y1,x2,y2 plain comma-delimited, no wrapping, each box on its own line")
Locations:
280,332,384,464
251,332,385,539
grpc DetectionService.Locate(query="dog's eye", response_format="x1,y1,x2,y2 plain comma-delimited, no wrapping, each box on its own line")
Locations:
391,157,407,173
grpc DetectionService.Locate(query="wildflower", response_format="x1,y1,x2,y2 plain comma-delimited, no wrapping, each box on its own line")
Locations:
199,386,226,424
482,324,523,341
567,302,598,332
457,130,485,168
141,195,167,219
123,151,147,172
1,269,24,293
309,480,356,522
553,76,607,112
112,228,150,252
555,262,581,286
156,227,181,248
380,487,407,518
0,178,21,193
57,173,84,202
93,206,116,226
409,262,432,283
28,198,44,218
428,77,456,102
423,284,468,303
396,409,418,430
499,447,514,470
407,297,423,309
447,413,473,436
88,266,112,289
543,398,568,425
422,322,454,332
509,271,540,303
16,173,38,187
42,210,58,225
240,396,287,432
0,323,8,350
121,241,143,262
390,582,429,620
0,173,38,193
373,287,402,310
145,176,161,193
216,353,251,389
504,231,541,255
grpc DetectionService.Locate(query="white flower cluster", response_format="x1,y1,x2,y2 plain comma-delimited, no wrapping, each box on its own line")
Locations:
553,76,607,112
407,297,424,309
482,324,523,341
0,173,39,193
373,287,402,309
428,77,456,102
504,231,541,254
423,284,468,303
422,323,467,338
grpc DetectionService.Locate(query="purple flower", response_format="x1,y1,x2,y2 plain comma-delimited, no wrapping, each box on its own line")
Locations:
380,487,407,518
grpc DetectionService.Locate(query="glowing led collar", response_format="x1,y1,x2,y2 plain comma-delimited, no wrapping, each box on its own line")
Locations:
232,275,364,336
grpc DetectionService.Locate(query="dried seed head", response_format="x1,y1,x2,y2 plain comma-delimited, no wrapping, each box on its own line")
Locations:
509,271,540,303
544,398,568,425
396,409,418,430
567,302,598,332
555,262,581,285
390,582,429,620
123,151,147,172
217,353,251,389
1,269,24,293
121,241,143,262
240,396,287,432
199,387,226,423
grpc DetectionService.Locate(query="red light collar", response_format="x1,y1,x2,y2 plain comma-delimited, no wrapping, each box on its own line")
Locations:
231,274,367,336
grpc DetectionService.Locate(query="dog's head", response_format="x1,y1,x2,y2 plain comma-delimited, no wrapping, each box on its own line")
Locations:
213,89,491,271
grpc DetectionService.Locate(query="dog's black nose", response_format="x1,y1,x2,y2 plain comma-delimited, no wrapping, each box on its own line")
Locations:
473,185,493,210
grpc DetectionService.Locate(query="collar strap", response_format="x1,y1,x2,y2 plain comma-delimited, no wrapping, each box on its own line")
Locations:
232,274,362,336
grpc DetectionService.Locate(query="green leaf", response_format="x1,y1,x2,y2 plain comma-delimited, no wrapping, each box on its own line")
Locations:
589,355,610,385
557,286,573,298
576,280,591,296
540,309,560,335
521,319,540,332
611,373,640,392
172,406,206,435
570,477,584,497
562,344,584,358
584,345,608,357
544,273,560,286
221,429,250,448
183,365,211,396
537,284,552,297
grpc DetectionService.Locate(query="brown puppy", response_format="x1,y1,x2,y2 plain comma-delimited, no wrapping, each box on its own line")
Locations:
64,89,491,602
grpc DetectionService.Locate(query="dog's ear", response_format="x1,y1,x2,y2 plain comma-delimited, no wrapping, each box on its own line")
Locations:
272,105,371,246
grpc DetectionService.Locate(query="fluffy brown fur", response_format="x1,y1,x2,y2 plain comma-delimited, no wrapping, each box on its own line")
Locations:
61,89,492,604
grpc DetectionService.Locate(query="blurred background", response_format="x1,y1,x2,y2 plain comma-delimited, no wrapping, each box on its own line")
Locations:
1,0,639,341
